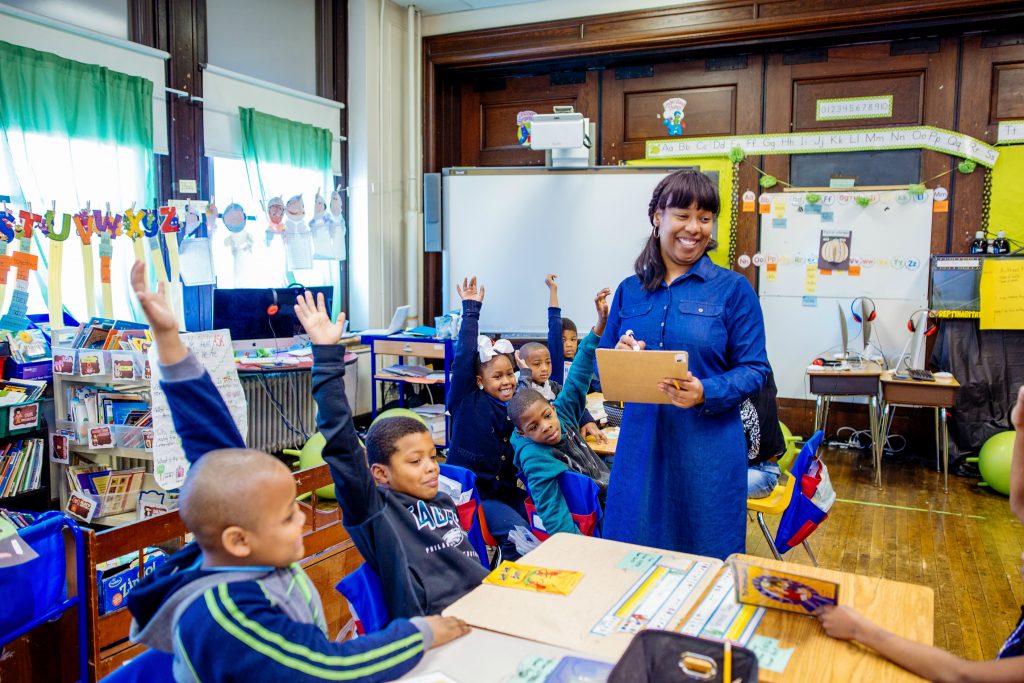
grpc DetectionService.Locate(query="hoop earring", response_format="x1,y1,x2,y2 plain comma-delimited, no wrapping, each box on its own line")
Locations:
653,228,660,239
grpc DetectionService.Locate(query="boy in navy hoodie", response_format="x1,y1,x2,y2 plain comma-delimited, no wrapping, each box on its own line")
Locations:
294,290,490,617
125,263,467,682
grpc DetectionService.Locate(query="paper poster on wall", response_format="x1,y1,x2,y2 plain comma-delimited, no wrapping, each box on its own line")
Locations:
286,230,314,270
149,330,247,489
178,237,216,286
818,230,852,271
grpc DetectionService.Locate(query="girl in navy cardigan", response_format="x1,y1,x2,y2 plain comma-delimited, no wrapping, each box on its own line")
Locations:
445,276,528,560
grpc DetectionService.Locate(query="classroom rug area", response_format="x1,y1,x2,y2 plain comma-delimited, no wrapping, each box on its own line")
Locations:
746,445,1024,660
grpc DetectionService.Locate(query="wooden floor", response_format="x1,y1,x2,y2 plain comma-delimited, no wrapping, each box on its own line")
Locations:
745,444,1024,660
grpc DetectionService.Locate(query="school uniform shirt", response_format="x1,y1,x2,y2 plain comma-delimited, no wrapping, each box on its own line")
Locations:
513,332,609,536
126,353,427,682
599,255,770,559
445,299,525,509
742,371,786,466
313,345,489,618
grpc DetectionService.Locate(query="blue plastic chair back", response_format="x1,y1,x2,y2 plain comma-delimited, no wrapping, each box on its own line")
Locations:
438,463,489,567
336,563,390,635
100,649,175,683
774,430,827,554
556,471,603,537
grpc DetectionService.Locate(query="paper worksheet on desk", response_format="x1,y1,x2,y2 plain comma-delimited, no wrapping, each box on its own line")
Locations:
148,330,248,489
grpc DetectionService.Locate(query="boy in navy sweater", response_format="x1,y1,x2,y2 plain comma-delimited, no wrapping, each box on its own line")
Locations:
126,263,467,683
294,291,490,617
509,288,612,537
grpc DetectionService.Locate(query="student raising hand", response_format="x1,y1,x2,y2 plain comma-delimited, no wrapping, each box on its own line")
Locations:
130,260,186,366
294,291,347,346
594,287,611,337
546,274,558,308
456,276,484,302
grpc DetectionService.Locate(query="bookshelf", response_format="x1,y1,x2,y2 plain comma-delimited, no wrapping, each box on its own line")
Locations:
0,418,50,512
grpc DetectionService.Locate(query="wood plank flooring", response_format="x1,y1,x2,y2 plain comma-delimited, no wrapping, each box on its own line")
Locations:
745,444,1024,660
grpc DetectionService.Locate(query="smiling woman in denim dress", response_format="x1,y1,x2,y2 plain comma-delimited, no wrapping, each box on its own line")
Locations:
598,170,770,559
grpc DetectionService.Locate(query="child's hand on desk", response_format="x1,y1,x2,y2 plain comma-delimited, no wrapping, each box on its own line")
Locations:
457,276,485,303
294,290,347,346
423,615,470,648
581,422,608,444
658,373,704,409
593,288,611,336
131,260,186,365
815,605,873,642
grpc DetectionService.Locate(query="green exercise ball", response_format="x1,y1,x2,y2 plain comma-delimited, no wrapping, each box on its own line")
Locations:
292,432,335,500
974,431,1016,496
372,408,428,427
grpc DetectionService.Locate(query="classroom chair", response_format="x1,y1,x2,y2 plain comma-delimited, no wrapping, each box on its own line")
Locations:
778,421,802,475
282,432,335,500
747,430,825,566
99,649,175,683
336,563,390,637
438,463,491,568
520,470,603,541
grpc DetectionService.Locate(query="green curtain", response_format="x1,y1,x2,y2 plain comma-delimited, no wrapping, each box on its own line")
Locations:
239,107,332,202
0,40,153,149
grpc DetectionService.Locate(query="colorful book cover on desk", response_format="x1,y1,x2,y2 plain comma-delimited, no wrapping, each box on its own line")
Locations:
483,560,584,595
731,558,839,614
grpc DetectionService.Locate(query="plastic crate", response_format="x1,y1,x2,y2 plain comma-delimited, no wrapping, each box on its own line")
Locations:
0,400,45,438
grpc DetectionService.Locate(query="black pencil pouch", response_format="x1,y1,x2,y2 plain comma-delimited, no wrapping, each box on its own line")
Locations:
608,630,758,683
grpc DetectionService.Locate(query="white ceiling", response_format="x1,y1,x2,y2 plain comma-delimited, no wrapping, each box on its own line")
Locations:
390,0,546,17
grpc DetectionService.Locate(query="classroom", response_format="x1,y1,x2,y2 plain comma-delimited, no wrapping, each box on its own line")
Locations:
0,0,1023,681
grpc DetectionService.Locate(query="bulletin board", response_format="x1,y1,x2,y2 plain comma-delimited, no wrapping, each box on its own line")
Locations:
757,190,933,399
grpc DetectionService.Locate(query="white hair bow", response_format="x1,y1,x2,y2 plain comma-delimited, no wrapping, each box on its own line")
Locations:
477,335,513,364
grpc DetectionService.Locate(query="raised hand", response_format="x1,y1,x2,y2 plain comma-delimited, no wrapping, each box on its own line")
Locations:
593,287,611,336
456,276,485,303
545,274,558,290
294,290,347,346
131,260,176,337
546,273,559,308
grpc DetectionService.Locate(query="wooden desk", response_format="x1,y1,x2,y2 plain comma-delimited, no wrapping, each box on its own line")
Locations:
586,427,618,457
806,360,885,486
879,370,960,493
444,533,722,660
398,628,608,681
729,554,933,683
444,535,933,683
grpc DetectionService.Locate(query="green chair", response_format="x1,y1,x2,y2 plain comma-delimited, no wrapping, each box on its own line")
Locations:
778,421,801,475
283,433,334,500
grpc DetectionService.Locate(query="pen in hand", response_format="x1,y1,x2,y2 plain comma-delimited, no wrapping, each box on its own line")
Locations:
624,329,641,352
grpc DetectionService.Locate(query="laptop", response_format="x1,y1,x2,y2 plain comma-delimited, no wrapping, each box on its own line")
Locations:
346,305,409,338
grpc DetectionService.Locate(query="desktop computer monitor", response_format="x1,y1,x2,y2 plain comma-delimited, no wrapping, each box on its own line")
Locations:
837,302,849,360
907,310,928,371
213,286,333,350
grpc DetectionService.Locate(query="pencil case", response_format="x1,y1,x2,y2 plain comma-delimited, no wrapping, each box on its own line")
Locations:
609,630,758,683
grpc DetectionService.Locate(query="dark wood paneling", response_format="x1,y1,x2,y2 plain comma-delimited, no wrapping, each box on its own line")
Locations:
460,71,599,167
623,85,737,142
992,63,1024,120
424,0,1023,68
792,72,924,130
955,36,1024,253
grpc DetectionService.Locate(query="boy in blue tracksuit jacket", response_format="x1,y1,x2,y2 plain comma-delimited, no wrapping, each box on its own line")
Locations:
508,289,612,536
125,263,467,682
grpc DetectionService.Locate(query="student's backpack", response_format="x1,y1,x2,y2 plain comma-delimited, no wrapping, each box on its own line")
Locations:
774,430,834,555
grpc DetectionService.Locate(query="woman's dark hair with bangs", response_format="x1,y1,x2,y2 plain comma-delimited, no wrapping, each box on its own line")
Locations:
634,170,720,291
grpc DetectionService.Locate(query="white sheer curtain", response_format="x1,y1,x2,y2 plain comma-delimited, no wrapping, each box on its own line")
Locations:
0,130,149,322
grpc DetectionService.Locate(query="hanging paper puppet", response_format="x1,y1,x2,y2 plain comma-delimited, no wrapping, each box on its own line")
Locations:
310,190,334,260
284,194,306,231
660,97,687,136
182,203,203,236
222,202,253,256
328,188,347,261
309,191,328,229
517,110,537,146
283,194,313,270
264,195,286,245
204,202,219,238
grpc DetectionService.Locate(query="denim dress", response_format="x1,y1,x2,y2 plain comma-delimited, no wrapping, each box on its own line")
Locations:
598,256,769,559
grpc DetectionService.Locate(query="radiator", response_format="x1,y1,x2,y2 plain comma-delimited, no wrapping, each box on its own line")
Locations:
240,372,316,454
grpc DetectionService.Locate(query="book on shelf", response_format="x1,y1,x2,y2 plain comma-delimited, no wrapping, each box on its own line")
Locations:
65,464,146,518
0,378,47,406
0,439,45,498
67,318,150,350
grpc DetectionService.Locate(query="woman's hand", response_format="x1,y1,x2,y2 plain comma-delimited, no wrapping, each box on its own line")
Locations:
593,288,611,337
658,373,704,408
457,276,485,303
294,291,347,346
581,422,608,444
615,334,646,351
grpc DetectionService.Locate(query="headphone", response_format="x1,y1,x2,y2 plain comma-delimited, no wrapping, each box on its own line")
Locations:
850,296,877,323
266,289,279,316
907,309,937,337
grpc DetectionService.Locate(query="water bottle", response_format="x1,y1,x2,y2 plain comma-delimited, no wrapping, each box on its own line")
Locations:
970,231,988,254
991,230,1010,255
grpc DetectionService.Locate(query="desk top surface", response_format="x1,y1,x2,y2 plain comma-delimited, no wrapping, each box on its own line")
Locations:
805,359,885,376
443,535,934,683
880,369,960,388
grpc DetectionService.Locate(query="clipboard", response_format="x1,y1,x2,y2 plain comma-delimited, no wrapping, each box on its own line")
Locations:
596,348,689,404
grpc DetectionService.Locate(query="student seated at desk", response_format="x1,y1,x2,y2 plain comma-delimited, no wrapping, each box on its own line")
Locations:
516,274,604,444
125,263,467,683
294,291,490,618
816,385,1024,682
508,288,612,536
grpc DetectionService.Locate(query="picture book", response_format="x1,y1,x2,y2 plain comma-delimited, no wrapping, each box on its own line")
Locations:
731,558,839,614
0,378,46,405
6,329,50,363
483,561,584,595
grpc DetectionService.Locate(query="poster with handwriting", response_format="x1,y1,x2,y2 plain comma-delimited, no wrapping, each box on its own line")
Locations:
149,330,248,489
980,258,1024,330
